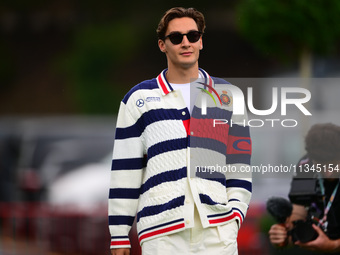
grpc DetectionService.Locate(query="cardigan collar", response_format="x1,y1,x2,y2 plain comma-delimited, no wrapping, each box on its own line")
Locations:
156,68,214,96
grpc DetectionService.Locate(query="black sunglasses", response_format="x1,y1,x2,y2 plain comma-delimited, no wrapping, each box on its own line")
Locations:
163,31,202,45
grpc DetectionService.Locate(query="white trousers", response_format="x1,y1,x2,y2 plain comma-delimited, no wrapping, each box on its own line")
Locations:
141,207,239,255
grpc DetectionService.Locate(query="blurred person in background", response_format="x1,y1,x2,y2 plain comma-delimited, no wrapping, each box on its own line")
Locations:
108,7,252,255
269,123,340,254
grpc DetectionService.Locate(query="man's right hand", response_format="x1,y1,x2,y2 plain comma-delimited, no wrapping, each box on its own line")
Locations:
268,223,289,247
111,248,130,255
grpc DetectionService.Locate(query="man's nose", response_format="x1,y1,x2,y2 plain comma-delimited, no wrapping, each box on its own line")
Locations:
181,35,190,46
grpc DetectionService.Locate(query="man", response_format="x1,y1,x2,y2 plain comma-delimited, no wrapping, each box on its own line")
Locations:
109,7,252,255
269,123,340,254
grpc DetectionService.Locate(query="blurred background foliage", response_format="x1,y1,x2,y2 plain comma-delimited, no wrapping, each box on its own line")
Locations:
58,21,138,114
0,0,339,115
237,0,340,59
237,0,340,78
0,42,15,90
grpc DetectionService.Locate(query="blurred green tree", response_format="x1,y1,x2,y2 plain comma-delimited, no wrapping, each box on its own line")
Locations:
58,21,139,114
0,43,15,90
236,0,340,77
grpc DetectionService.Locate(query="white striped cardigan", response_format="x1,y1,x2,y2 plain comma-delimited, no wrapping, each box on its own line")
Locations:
108,68,252,249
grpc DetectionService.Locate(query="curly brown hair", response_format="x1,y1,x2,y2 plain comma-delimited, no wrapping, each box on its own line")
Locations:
305,123,340,163
156,7,206,40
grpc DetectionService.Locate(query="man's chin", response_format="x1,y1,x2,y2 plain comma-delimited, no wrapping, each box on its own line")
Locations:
180,61,198,69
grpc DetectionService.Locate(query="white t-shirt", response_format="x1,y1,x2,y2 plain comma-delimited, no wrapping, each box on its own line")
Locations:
170,82,191,112
170,75,202,114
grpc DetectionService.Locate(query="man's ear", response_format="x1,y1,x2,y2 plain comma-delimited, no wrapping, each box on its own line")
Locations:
158,39,166,53
200,38,203,50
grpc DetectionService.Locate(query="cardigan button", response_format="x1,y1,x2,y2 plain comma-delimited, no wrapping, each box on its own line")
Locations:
182,111,186,115
186,219,190,224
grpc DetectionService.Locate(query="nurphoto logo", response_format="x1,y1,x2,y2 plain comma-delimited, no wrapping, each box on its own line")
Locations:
199,82,312,128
